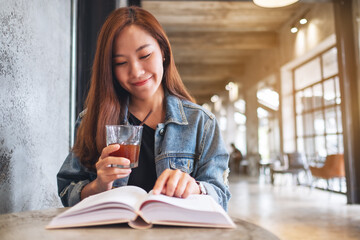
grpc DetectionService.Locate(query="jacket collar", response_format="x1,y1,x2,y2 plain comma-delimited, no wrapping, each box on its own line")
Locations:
164,90,188,126
120,89,189,126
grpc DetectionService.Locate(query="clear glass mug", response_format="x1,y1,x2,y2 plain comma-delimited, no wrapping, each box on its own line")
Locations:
105,125,143,168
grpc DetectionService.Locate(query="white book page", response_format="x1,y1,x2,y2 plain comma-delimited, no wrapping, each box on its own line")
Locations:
48,208,135,228
59,186,148,217
139,194,235,227
141,193,224,213
141,203,231,226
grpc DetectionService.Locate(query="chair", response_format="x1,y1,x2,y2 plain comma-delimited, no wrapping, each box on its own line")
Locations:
309,154,345,191
270,152,308,185
259,153,282,182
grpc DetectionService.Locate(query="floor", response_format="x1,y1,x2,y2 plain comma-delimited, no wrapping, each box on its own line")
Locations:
227,173,360,240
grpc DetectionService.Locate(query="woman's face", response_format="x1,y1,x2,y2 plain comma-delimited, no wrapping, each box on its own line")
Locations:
112,25,164,101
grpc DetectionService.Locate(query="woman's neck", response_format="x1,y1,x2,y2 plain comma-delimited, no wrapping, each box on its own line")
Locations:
128,88,165,129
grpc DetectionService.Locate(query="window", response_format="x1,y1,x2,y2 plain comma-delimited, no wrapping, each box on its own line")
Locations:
233,99,247,155
283,46,345,193
257,87,280,160
293,46,343,161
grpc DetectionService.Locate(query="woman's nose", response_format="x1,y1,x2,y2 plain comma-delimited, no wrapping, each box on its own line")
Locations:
129,60,145,78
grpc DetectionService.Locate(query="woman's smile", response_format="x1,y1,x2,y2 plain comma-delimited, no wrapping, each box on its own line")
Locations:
132,76,152,87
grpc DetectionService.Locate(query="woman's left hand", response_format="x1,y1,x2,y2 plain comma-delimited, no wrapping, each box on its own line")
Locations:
152,169,201,198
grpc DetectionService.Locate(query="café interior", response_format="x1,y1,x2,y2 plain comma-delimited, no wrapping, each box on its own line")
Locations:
1,0,360,239
143,1,360,239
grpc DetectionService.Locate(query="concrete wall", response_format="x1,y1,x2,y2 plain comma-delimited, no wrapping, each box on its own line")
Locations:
0,0,70,213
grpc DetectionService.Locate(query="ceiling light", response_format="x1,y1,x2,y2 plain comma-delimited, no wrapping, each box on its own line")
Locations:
299,18,308,25
291,26,298,33
211,95,219,103
225,82,235,91
253,0,299,8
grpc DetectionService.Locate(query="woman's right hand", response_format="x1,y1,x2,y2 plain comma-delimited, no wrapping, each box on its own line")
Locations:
95,144,132,191
81,144,131,200
95,144,131,192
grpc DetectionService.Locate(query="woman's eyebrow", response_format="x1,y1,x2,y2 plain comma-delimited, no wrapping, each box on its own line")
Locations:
136,44,151,52
113,44,151,58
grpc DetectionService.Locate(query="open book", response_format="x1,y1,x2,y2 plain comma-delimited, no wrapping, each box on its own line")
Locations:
47,186,235,229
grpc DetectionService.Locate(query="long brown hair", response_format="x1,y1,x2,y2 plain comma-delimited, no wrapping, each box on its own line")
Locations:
73,6,194,171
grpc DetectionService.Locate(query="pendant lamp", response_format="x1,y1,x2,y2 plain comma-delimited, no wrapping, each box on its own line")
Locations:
253,0,299,8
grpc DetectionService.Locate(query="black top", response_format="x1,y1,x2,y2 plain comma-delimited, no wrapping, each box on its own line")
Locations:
127,113,157,192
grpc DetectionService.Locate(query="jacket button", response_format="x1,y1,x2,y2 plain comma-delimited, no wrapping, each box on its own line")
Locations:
159,128,165,136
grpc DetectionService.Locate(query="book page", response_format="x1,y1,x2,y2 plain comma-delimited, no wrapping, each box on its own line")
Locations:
141,193,223,212
139,194,235,228
66,185,148,215
47,186,149,228
47,208,136,228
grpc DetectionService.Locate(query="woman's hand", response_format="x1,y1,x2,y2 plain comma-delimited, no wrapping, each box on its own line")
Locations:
81,144,131,200
94,144,132,191
152,169,201,198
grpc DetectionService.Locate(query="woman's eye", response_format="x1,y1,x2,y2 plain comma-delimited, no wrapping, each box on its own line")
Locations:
115,61,127,66
140,53,151,59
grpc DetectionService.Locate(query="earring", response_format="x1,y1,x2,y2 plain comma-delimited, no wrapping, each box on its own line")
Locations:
163,57,165,62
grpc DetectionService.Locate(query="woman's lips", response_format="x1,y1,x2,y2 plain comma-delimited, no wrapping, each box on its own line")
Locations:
132,76,151,87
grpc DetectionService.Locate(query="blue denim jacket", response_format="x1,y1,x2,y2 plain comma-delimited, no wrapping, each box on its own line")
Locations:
57,93,231,210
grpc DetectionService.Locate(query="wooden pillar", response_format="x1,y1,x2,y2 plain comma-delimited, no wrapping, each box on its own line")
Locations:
333,0,360,204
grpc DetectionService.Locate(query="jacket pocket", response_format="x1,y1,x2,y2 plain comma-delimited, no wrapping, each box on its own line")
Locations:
169,157,194,174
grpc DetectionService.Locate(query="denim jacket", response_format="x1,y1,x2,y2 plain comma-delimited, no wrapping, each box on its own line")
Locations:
57,93,231,210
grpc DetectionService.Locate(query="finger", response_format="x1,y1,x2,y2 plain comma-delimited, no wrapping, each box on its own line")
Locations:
100,144,120,159
97,161,131,177
97,167,131,184
97,156,130,170
96,145,121,169
100,172,131,184
165,170,183,197
153,169,171,194
174,173,188,197
109,167,132,176
106,157,131,168
114,171,131,179
182,180,198,198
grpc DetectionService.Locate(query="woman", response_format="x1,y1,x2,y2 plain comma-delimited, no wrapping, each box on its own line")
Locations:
57,6,231,210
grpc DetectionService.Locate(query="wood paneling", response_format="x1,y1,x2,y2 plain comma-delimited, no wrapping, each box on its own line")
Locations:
169,31,278,50
144,1,302,32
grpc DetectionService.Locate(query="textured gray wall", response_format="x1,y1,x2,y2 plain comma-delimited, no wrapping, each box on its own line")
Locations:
0,0,70,213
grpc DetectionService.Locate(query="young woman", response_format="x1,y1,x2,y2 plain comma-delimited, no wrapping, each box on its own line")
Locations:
57,6,231,210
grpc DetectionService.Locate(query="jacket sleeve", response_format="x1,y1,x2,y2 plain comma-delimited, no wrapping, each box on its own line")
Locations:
57,114,96,207
195,117,231,211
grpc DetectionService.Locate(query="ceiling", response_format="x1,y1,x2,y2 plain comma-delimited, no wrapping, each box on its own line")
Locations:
142,0,324,104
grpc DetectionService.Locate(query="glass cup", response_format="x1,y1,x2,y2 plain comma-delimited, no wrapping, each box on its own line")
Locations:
106,125,143,168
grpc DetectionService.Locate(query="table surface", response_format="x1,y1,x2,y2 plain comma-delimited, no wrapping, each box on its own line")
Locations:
0,208,280,240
